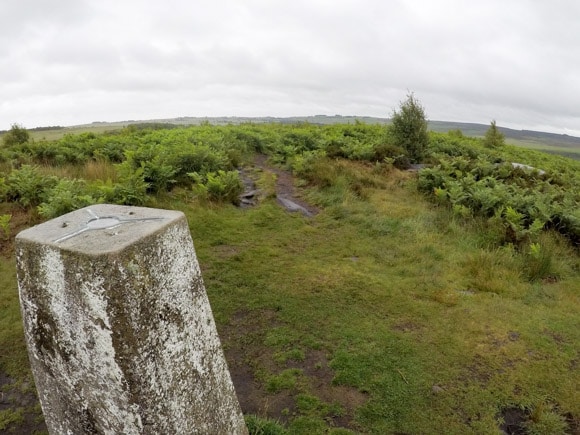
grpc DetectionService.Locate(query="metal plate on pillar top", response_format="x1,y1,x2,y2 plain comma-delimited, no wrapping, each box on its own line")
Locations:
86,216,121,230
16,204,183,255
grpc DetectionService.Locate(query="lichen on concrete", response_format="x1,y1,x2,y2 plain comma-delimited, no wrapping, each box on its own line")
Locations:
16,204,247,434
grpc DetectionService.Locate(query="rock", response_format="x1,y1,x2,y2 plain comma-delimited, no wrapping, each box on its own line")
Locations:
241,189,260,199
511,162,546,175
277,196,313,217
432,385,445,394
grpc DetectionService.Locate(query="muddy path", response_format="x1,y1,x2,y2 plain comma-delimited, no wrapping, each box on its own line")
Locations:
229,156,368,430
239,154,318,217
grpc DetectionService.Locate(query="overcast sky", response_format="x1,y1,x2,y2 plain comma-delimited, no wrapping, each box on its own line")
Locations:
2,0,580,135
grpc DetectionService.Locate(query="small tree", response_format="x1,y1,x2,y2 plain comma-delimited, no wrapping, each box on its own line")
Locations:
390,93,429,163
483,120,505,148
3,123,30,147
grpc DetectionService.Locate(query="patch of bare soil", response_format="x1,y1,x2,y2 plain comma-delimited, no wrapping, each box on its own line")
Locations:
221,309,367,431
497,405,578,435
289,349,367,428
498,406,529,435
222,309,294,420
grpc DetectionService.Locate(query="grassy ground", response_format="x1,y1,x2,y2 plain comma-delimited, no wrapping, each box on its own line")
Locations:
166,161,579,433
506,139,580,160
26,125,123,141
1,159,579,433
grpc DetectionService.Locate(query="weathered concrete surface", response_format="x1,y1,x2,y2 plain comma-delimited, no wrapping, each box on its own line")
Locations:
16,204,247,435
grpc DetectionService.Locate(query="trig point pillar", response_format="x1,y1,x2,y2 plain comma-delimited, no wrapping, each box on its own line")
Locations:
15,204,247,435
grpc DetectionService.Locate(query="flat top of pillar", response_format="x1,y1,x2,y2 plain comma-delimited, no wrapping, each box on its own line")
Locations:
16,204,185,255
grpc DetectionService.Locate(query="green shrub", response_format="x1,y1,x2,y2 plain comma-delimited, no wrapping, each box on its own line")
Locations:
390,93,429,162
93,141,126,162
141,157,176,193
290,150,326,178
206,170,242,204
189,170,243,205
0,214,11,239
483,120,505,148
417,145,579,247
370,142,411,169
2,124,29,147
522,242,555,282
113,165,149,205
6,165,57,208
168,145,230,185
38,179,97,219
296,157,341,190
282,130,319,153
231,129,269,154
0,177,8,201
89,179,118,204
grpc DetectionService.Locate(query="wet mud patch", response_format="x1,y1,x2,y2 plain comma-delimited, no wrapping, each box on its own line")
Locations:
221,309,366,430
497,405,577,435
222,309,294,420
286,349,368,428
498,407,529,435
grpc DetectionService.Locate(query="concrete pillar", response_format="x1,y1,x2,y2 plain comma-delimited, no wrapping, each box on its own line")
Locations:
15,204,247,435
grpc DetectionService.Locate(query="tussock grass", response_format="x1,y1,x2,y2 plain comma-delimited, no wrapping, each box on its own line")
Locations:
35,159,118,182
83,159,118,182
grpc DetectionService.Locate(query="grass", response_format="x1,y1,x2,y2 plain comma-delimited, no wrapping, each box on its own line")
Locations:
177,163,579,433
1,159,579,433
507,139,580,160
0,258,29,380
0,408,24,431
26,124,124,142
35,159,118,182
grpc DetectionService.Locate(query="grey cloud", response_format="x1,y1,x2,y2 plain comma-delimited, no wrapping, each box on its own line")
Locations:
1,0,580,135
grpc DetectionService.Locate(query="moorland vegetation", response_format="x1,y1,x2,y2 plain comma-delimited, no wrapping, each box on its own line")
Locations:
0,97,579,434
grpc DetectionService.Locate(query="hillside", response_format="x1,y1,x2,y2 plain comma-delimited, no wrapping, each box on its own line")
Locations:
6,116,579,160
428,120,580,160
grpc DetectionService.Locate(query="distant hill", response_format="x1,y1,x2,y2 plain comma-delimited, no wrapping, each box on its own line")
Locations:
427,120,580,160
